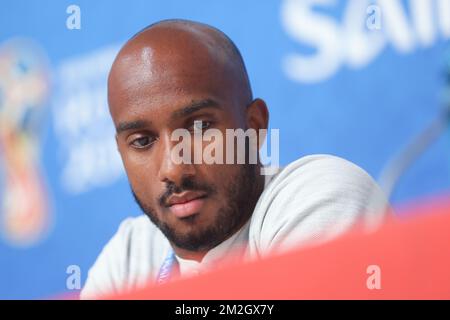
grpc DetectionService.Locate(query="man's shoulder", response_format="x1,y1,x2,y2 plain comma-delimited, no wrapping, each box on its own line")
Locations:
81,215,169,299
263,154,383,198
104,214,169,263
249,154,390,255
270,154,372,183
115,214,157,238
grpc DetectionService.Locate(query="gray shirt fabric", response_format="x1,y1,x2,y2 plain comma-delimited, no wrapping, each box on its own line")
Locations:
81,154,390,299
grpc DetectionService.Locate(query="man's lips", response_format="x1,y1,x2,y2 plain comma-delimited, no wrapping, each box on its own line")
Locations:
165,191,208,218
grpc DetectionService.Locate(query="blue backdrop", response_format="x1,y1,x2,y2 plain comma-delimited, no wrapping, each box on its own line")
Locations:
0,0,449,299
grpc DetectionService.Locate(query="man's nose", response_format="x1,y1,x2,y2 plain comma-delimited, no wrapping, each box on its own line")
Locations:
157,132,195,185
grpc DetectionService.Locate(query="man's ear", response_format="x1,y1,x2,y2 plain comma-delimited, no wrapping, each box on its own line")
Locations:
246,98,269,148
246,98,269,130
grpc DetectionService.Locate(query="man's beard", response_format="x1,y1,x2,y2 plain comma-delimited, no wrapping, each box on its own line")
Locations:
132,163,260,252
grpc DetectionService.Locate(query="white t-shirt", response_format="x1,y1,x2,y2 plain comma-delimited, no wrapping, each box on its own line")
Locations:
80,154,390,299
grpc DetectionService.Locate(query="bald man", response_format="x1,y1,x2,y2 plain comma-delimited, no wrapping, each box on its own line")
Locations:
81,19,390,299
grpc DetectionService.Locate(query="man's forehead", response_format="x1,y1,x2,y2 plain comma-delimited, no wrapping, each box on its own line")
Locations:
114,98,223,134
109,54,234,119
109,45,213,94
108,63,228,124
108,20,252,125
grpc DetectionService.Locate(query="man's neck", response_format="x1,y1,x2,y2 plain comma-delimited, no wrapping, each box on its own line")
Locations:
171,246,207,262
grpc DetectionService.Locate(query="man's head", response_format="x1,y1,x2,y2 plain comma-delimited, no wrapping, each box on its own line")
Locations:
108,19,269,258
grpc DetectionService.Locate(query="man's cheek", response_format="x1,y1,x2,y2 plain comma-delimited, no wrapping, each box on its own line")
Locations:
129,174,153,200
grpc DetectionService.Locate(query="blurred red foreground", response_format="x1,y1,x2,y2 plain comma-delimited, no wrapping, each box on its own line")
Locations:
105,194,450,299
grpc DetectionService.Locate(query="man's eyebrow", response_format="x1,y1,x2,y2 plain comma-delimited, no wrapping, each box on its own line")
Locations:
115,99,220,134
116,120,150,134
170,99,221,120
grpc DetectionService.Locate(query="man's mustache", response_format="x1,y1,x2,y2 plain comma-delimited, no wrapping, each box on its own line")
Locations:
159,178,215,207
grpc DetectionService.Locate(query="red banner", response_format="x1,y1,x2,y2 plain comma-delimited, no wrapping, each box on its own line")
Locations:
103,194,450,299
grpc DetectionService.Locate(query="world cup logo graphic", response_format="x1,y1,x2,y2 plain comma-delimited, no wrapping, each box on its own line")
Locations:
0,38,51,246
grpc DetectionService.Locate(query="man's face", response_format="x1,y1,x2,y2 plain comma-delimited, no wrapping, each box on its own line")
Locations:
109,40,260,253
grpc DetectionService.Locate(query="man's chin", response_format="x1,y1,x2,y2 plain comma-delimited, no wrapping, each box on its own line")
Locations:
158,221,224,252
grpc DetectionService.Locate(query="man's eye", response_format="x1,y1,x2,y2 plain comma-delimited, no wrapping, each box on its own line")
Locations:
130,136,154,149
192,120,212,131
